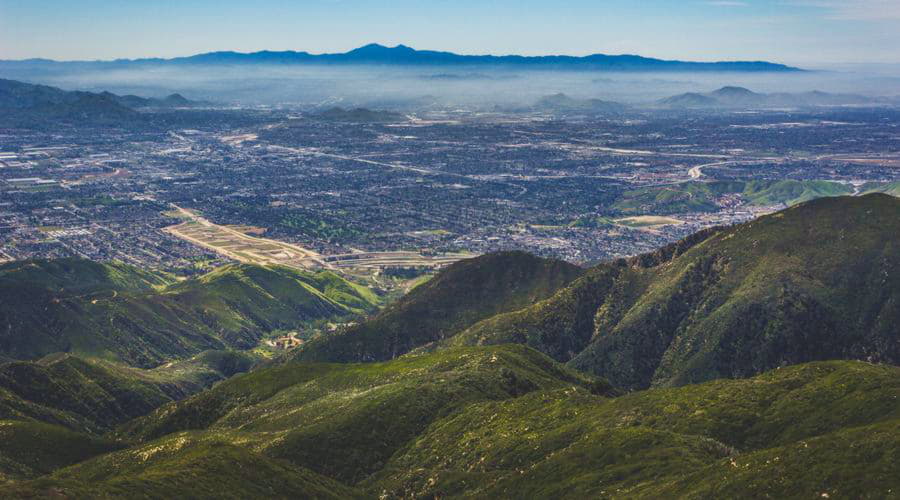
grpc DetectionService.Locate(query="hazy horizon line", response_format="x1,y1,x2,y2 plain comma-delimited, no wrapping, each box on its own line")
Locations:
0,42,804,66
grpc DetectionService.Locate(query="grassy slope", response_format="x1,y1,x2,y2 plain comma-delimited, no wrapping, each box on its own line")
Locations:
576,193,900,388
0,351,256,434
864,180,900,197
291,252,583,363
116,346,592,482
367,361,899,499
613,181,743,214
452,194,899,390
0,434,359,499
0,260,380,367
451,227,723,362
742,179,854,206
0,421,123,484
648,420,898,499
4,356,895,498
449,263,626,361
612,179,856,214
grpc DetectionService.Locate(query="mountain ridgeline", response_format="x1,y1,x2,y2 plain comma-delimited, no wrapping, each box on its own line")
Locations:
659,85,876,109
0,351,256,435
0,259,380,367
3,351,897,497
293,252,584,363
296,194,900,390
1,44,801,72
0,78,198,125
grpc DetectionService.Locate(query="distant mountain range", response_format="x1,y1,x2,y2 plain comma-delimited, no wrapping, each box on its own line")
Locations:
2,44,801,72
522,87,889,114
660,85,876,108
532,87,883,114
0,78,196,111
0,78,203,129
0,78,280,131
0,259,380,367
533,93,629,115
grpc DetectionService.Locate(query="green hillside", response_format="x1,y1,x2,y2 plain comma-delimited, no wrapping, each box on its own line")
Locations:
0,351,255,434
454,194,899,389
613,181,743,214
3,352,896,498
291,252,583,363
0,421,123,484
0,435,358,498
742,179,854,205
612,179,856,214
0,260,381,367
367,360,899,499
863,180,900,197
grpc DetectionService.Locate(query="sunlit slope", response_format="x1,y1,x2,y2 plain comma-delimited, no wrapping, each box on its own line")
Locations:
612,179,860,214
864,180,900,197
3,356,896,498
0,351,255,434
456,194,899,389
117,346,593,480
367,361,899,499
292,252,583,363
0,260,380,367
0,433,359,499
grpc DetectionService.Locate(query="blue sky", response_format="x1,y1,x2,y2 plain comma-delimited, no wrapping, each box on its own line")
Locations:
1,0,898,64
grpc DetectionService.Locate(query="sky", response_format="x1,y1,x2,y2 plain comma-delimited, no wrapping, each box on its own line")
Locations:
1,0,899,65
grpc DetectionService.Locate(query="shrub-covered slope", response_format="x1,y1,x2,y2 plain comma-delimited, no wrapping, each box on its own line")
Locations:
3,355,896,498
0,259,380,367
612,179,858,214
117,345,592,480
367,360,899,499
457,194,899,389
0,351,256,434
0,421,123,484
291,252,582,363
0,433,358,499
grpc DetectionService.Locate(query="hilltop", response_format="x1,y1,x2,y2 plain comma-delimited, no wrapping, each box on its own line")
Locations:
660,86,875,109
0,259,381,367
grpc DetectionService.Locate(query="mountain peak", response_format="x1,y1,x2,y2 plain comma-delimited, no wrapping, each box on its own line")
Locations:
712,86,757,96
346,43,416,55
163,93,190,104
